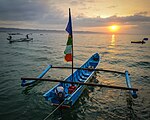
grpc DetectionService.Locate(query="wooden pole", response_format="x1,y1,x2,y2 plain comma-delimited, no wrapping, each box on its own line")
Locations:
69,8,74,82
21,77,138,91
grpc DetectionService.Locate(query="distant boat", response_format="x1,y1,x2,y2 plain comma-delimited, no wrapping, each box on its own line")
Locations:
131,37,149,44
7,37,33,43
143,38,148,41
131,40,145,44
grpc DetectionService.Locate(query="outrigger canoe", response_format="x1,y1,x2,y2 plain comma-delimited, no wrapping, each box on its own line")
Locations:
21,9,138,115
7,38,33,43
131,38,148,44
131,40,145,44
43,52,100,108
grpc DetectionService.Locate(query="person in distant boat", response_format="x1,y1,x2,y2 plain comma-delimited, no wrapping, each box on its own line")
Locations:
141,39,145,44
8,35,12,40
55,86,65,102
26,34,29,39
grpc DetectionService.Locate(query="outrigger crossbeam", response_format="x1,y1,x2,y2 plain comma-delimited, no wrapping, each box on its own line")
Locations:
21,64,138,98
50,66,137,98
51,66,126,75
21,77,138,91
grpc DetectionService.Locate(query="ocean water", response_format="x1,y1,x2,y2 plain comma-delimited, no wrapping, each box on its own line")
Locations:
0,31,150,120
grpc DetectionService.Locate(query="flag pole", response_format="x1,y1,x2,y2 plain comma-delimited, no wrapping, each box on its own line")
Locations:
64,8,74,82
69,8,74,82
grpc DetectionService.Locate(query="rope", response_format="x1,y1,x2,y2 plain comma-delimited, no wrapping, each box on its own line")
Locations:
43,100,65,120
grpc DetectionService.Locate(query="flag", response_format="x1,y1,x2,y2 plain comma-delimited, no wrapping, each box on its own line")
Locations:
64,8,73,62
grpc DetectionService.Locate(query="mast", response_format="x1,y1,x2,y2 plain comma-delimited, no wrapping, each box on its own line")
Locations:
67,8,73,82
70,8,74,82
65,8,74,82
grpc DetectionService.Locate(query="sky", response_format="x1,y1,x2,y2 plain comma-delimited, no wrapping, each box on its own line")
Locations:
0,0,150,34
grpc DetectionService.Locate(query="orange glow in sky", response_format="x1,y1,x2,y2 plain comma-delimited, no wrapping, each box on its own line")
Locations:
109,25,120,33
0,0,149,34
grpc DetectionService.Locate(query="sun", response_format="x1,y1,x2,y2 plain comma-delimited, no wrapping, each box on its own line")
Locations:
109,25,120,33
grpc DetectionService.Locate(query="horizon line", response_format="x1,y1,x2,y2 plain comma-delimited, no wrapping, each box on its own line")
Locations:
0,27,149,35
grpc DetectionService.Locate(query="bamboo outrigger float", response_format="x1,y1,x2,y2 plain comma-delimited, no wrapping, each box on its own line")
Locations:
125,71,137,98
21,65,52,87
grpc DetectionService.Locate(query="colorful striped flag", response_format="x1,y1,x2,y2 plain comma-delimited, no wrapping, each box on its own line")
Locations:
64,8,73,62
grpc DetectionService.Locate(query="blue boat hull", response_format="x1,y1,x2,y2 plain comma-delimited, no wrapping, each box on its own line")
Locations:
43,53,100,108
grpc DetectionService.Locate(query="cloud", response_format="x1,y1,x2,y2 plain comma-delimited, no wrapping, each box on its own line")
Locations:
134,11,149,16
0,0,44,21
0,0,65,23
73,13,150,33
74,14,150,27
107,5,117,9
0,0,149,33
